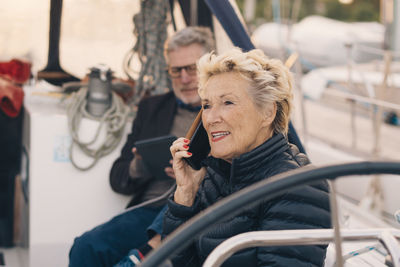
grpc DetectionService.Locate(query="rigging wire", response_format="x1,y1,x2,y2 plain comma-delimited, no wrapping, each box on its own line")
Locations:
122,0,171,106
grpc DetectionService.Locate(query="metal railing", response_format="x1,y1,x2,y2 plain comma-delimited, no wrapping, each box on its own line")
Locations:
344,43,400,156
299,43,400,158
296,44,400,218
139,161,400,267
203,228,400,267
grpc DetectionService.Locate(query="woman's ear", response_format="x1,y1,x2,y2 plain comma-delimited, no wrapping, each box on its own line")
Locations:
262,102,277,126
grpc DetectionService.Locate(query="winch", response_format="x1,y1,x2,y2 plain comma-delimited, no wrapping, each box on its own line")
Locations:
66,64,129,171
86,64,113,117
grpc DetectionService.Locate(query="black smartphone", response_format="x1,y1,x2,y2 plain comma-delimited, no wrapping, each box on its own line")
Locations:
184,109,210,170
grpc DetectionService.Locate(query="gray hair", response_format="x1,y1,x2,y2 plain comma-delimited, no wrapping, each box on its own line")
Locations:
164,26,215,59
197,48,294,135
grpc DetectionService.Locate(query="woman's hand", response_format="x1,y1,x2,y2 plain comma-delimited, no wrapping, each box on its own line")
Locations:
164,160,176,179
170,137,206,206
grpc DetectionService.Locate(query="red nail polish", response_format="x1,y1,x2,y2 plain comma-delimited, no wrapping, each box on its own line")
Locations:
183,145,189,149
187,152,192,156
184,139,189,143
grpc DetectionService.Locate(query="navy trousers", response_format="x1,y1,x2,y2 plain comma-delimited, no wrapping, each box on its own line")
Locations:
69,205,164,267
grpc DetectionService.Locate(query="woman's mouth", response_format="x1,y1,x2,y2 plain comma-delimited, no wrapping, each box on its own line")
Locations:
211,131,230,142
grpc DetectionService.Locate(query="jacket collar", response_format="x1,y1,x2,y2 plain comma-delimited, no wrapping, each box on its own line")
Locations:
205,133,289,186
232,133,288,171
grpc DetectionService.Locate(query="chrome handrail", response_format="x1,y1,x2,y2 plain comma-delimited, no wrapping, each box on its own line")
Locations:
323,89,400,112
203,228,400,267
329,180,344,266
140,162,400,267
353,43,400,58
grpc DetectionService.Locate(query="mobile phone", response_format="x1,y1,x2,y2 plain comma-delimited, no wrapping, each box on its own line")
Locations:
184,109,210,170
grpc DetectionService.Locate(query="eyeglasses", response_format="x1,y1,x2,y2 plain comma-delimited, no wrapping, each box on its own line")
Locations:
168,63,197,78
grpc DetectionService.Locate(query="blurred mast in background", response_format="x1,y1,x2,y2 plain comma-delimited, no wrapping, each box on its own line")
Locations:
381,0,400,51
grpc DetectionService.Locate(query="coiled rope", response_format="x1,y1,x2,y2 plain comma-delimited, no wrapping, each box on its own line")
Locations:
67,88,129,171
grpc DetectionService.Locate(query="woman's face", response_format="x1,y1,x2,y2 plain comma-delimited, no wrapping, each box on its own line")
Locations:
201,72,274,162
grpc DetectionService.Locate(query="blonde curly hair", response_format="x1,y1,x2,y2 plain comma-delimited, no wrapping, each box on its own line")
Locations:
197,48,294,135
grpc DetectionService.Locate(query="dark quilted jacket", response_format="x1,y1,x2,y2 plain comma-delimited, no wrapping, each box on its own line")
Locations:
163,133,331,267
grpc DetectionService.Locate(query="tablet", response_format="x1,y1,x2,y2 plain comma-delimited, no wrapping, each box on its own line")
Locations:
134,135,177,180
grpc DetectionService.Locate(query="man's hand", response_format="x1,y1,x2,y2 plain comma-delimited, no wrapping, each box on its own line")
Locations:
131,147,142,160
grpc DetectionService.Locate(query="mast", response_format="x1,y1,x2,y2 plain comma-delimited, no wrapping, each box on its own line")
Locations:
381,0,400,51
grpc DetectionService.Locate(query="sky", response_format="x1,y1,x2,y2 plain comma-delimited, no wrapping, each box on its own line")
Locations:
0,0,140,79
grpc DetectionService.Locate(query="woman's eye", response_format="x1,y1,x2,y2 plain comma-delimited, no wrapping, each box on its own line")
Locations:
224,101,233,105
203,104,210,109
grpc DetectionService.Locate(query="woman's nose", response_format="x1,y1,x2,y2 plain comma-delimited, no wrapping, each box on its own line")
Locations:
204,107,222,125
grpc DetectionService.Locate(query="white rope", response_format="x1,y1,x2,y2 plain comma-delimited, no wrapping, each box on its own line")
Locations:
67,87,129,171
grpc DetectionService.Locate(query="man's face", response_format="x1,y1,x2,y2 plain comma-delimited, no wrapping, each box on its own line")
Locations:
167,43,204,106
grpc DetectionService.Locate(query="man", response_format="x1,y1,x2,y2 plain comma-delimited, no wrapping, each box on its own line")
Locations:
68,26,216,267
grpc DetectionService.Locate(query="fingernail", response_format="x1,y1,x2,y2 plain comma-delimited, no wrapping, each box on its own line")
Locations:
187,152,192,156
184,139,189,143
183,145,189,149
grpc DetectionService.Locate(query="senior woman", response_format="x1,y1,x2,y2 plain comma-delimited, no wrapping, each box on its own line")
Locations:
164,48,331,267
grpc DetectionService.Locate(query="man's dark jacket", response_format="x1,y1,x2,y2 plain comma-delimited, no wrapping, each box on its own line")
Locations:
163,133,331,267
110,91,177,207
